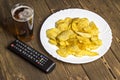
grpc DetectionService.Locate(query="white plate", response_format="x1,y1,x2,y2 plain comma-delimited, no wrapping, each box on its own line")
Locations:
40,8,112,64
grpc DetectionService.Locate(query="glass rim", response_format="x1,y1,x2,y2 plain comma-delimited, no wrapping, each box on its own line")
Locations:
11,3,34,22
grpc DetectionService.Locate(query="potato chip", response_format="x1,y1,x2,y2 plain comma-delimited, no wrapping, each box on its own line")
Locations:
46,28,60,40
74,50,98,57
56,30,75,41
46,17,102,58
72,18,89,32
48,39,57,45
56,48,71,57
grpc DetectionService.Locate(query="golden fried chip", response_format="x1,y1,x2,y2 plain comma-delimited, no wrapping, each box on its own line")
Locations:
46,28,60,40
46,17,102,58
74,50,98,57
56,30,75,41
48,39,57,45
56,48,71,57
72,18,89,32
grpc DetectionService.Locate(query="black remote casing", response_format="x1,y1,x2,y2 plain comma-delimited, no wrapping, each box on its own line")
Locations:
8,40,56,73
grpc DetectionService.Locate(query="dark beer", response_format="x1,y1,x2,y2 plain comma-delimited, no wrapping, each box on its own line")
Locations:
11,4,34,42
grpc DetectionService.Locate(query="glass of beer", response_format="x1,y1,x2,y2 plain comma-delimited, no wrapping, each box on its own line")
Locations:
11,3,34,42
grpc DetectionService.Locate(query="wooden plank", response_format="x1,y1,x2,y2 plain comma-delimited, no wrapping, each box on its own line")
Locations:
45,0,69,13
0,0,51,80
80,0,120,65
102,0,120,62
100,1,120,79
0,66,6,80
0,32,16,80
47,62,70,80
63,0,118,80
109,0,120,11
82,59,115,80
78,0,120,79
103,50,120,79
85,0,120,63
0,0,13,80
0,50,6,80
63,0,81,8
63,63,89,80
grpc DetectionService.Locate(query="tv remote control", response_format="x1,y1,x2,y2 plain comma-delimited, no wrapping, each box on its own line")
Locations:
8,40,56,73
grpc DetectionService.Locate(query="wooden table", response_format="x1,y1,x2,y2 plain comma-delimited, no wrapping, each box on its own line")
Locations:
0,0,120,80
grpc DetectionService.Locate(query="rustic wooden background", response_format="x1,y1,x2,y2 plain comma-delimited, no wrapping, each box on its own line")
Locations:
0,0,120,80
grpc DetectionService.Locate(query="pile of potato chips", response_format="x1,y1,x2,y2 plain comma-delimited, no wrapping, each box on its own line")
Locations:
46,17,102,57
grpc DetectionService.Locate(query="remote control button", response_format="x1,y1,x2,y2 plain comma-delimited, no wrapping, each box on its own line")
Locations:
32,50,35,53
27,47,32,51
35,51,38,55
28,55,31,58
18,49,22,52
30,56,33,59
35,60,38,62
22,51,26,54
11,44,14,47
32,58,36,61
24,48,28,52
35,56,38,59
26,50,30,53
33,54,36,57
30,52,33,55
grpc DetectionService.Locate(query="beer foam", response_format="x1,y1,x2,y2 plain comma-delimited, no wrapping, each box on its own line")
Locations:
19,8,32,19
12,5,33,22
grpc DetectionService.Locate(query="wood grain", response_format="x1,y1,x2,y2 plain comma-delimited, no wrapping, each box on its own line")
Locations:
0,0,120,80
